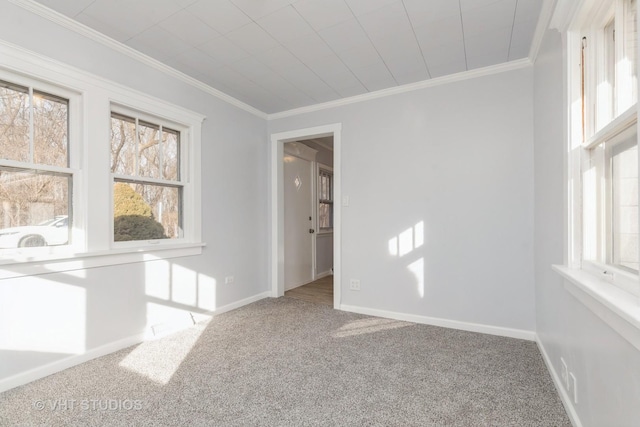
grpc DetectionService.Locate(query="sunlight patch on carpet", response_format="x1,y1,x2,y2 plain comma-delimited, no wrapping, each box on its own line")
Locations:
333,317,412,338
118,321,207,384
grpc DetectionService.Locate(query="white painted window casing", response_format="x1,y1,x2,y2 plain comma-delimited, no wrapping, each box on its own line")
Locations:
0,41,204,276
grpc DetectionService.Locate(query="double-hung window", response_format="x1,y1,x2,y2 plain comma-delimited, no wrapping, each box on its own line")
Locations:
110,109,185,244
318,167,333,231
0,77,78,255
573,0,639,296
0,42,203,270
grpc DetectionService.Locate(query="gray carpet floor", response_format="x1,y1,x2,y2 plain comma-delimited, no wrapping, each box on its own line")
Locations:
0,297,570,426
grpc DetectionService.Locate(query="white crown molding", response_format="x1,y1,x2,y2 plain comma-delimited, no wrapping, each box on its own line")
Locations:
8,0,267,119
267,58,532,120
528,0,559,62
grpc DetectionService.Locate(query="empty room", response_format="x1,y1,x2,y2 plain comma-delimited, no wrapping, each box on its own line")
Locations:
0,0,638,425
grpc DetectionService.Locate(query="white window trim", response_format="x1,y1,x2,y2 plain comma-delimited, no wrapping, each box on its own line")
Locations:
0,40,205,278
553,0,640,351
0,74,84,257
109,105,192,248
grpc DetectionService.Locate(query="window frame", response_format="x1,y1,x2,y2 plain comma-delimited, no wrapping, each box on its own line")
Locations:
109,105,190,248
0,41,204,273
567,0,640,298
0,71,84,258
317,165,333,234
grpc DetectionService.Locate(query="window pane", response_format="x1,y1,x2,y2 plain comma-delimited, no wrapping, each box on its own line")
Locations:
113,181,182,241
138,121,160,179
612,134,638,271
0,81,29,163
319,202,332,229
162,128,179,181
319,170,332,202
0,168,70,248
33,91,68,167
602,19,615,126
627,0,638,104
110,114,136,175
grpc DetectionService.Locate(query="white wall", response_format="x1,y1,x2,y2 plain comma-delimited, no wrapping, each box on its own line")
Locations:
533,29,640,426
316,233,333,276
269,66,536,334
0,1,269,390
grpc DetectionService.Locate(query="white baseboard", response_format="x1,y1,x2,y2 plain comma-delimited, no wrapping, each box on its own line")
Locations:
339,304,536,341
536,337,582,427
0,333,145,394
315,270,332,279
0,290,271,394
211,291,271,316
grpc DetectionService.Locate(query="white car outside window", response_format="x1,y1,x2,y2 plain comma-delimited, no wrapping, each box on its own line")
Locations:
0,215,69,248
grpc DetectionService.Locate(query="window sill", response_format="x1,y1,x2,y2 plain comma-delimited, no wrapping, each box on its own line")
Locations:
0,242,205,280
552,265,640,351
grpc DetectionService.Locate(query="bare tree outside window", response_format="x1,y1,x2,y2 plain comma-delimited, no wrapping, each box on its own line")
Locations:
0,80,70,249
110,112,182,241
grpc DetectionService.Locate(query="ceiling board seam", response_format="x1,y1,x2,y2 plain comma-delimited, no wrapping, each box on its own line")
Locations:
8,0,268,119
288,3,378,98
268,58,533,120
343,1,399,87
507,0,520,61
401,0,432,80
276,5,345,101
458,0,469,71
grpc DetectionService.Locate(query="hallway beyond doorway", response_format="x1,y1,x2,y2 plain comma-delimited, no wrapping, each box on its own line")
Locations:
284,275,333,306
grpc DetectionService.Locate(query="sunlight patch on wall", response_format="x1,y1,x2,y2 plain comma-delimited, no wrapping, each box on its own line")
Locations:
171,264,197,306
388,221,426,298
119,318,208,384
333,317,412,338
197,273,216,311
407,258,425,298
145,260,170,300
388,221,424,257
0,278,85,354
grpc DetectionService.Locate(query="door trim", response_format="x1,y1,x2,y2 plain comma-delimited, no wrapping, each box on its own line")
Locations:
270,124,342,309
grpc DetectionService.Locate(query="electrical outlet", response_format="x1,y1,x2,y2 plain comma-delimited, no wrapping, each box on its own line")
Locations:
349,279,361,291
225,276,235,285
560,358,569,389
569,373,578,404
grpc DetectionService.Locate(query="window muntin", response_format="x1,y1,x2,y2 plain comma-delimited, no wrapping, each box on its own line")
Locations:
110,112,183,243
0,79,72,251
318,168,333,231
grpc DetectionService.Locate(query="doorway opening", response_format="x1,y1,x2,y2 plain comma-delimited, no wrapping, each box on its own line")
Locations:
270,124,341,309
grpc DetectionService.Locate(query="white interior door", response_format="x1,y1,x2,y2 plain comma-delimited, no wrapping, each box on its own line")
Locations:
283,153,314,290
